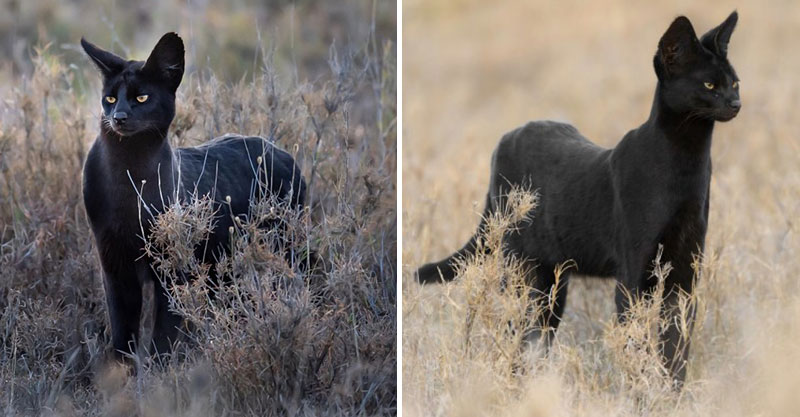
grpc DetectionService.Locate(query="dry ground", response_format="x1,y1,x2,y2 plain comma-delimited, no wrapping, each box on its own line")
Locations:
0,1,396,415
403,1,800,416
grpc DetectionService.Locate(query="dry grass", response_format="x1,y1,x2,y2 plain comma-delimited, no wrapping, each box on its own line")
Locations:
403,1,800,416
0,3,396,415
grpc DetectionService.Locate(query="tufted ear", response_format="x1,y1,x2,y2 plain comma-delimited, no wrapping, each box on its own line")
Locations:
81,37,126,79
142,32,185,92
654,16,702,79
700,11,738,58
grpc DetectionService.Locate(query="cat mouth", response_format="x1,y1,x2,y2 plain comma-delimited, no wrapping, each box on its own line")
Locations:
714,109,739,122
113,126,138,135
107,120,140,136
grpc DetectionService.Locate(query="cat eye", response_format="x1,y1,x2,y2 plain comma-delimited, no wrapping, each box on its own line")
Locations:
703,82,715,90
105,96,116,104
136,95,149,103
732,81,739,88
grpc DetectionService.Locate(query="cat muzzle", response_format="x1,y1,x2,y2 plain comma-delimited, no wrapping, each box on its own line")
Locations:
113,112,128,125
716,103,740,122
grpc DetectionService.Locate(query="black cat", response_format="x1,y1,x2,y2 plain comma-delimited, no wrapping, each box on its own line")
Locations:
81,33,306,358
417,12,740,385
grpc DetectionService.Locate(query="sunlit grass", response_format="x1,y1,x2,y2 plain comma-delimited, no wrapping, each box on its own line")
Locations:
403,1,800,415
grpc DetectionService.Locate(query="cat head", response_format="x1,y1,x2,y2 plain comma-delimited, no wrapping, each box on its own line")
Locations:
81,33,185,137
653,11,740,122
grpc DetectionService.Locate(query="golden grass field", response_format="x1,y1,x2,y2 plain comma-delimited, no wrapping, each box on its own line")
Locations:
402,1,800,415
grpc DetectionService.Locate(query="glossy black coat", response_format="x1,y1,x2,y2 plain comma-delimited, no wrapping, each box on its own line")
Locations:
81,33,305,358
417,12,740,386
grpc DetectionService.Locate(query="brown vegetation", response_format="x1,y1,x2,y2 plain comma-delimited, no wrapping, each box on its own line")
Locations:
0,2,396,415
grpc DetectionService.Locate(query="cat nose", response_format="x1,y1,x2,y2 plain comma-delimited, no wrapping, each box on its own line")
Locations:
727,99,741,111
113,112,128,124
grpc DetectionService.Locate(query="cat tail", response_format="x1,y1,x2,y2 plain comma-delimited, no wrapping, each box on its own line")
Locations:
415,195,492,284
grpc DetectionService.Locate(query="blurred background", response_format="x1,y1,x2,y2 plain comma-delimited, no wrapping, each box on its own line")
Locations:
403,1,800,416
0,0,395,83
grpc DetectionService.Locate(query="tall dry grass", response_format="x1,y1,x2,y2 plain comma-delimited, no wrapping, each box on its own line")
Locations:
0,9,396,416
403,1,800,416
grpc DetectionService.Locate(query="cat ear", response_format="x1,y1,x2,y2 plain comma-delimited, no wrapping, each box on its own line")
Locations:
656,16,701,77
700,11,737,58
142,32,185,91
80,37,126,79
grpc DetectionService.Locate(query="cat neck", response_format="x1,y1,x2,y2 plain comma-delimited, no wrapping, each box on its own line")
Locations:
646,83,715,158
98,123,175,181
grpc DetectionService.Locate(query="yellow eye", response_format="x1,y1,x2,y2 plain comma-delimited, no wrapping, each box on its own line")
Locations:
136,95,149,103
732,81,739,88
704,82,715,90
105,96,116,104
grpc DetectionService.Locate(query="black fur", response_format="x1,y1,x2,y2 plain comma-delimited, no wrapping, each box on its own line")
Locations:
417,12,740,386
81,33,306,358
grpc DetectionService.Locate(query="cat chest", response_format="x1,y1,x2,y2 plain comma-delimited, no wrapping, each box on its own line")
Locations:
85,172,170,247
613,168,709,246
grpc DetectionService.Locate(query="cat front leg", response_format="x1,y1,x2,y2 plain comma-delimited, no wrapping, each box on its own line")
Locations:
102,267,143,360
658,234,703,387
137,262,183,357
151,282,183,356
614,243,656,319
659,287,694,388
